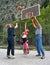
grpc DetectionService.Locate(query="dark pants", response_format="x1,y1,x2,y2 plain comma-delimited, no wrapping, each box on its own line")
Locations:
7,37,14,56
22,38,27,43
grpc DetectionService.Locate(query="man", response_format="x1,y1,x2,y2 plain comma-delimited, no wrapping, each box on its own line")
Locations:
6,23,18,58
32,17,45,59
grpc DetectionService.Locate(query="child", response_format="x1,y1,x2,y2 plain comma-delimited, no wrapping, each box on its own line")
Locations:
6,23,18,58
22,29,29,54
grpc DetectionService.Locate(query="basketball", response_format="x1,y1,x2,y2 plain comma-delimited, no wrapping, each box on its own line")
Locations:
17,6,22,10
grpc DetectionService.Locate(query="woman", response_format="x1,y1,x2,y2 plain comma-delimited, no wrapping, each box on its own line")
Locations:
32,17,45,59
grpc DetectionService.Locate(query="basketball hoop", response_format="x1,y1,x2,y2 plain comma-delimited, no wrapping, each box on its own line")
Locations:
25,12,33,19
21,4,40,20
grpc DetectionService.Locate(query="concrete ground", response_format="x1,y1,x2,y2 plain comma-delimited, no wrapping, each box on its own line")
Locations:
0,49,50,65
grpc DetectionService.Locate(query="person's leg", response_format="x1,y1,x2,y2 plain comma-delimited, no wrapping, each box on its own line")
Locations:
11,46,14,55
23,43,26,54
10,39,15,58
26,40,29,54
39,36,45,59
23,38,27,54
23,48,26,54
11,40,14,56
36,36,41,56
7,41,11,56
27,48,29,54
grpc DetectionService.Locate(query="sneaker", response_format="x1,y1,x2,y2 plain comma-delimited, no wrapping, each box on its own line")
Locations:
11,55,15,59
36,54,41,56
41,56,45,59
7,55,11,58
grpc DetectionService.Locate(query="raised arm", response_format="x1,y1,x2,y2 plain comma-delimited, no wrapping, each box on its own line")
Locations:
32,16,40,28
14,23,18,29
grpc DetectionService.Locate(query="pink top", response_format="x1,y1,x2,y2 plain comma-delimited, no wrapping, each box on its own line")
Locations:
23,31,28,35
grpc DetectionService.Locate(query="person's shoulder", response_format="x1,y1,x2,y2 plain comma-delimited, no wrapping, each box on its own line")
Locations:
11,27,14,29
39,24,42,29
39,24,42,27
10,27,14,30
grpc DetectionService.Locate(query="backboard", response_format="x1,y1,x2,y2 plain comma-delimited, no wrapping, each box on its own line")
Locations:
21,4,40,20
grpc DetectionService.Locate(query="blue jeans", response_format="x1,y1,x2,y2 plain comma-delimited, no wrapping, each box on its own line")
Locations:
36,35,45,56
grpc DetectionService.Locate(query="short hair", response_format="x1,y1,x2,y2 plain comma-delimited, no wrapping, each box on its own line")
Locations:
6,24,11,28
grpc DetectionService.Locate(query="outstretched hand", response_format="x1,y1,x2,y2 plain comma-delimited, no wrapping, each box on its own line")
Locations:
14,23,18,29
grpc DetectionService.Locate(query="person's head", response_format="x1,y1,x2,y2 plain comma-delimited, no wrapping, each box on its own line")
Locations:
6,24,12,28
25,29,29,32
32,17,39,28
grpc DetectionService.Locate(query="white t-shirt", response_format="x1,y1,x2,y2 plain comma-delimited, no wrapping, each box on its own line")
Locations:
22,35,27,38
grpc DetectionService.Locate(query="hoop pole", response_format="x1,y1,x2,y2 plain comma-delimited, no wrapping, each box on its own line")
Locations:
25,22,27,31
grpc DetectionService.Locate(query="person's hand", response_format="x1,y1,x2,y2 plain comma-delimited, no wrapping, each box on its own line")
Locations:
31,16,36,19
14,23,18,29
25,29,29,32
31,16,34,19
16,23,18,27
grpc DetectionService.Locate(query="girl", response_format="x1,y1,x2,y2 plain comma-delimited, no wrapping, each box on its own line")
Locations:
22,29,29,54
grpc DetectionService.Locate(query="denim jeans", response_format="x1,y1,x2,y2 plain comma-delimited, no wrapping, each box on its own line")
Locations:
36,35,45,56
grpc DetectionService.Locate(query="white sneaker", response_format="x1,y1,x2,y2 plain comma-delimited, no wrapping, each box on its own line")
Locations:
7,55,11,58
11,55,15,59
41,56,45,59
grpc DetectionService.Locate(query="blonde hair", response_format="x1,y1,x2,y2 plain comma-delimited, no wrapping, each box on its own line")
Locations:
25,29,29,32
32,17,39,27
6,24,11,28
